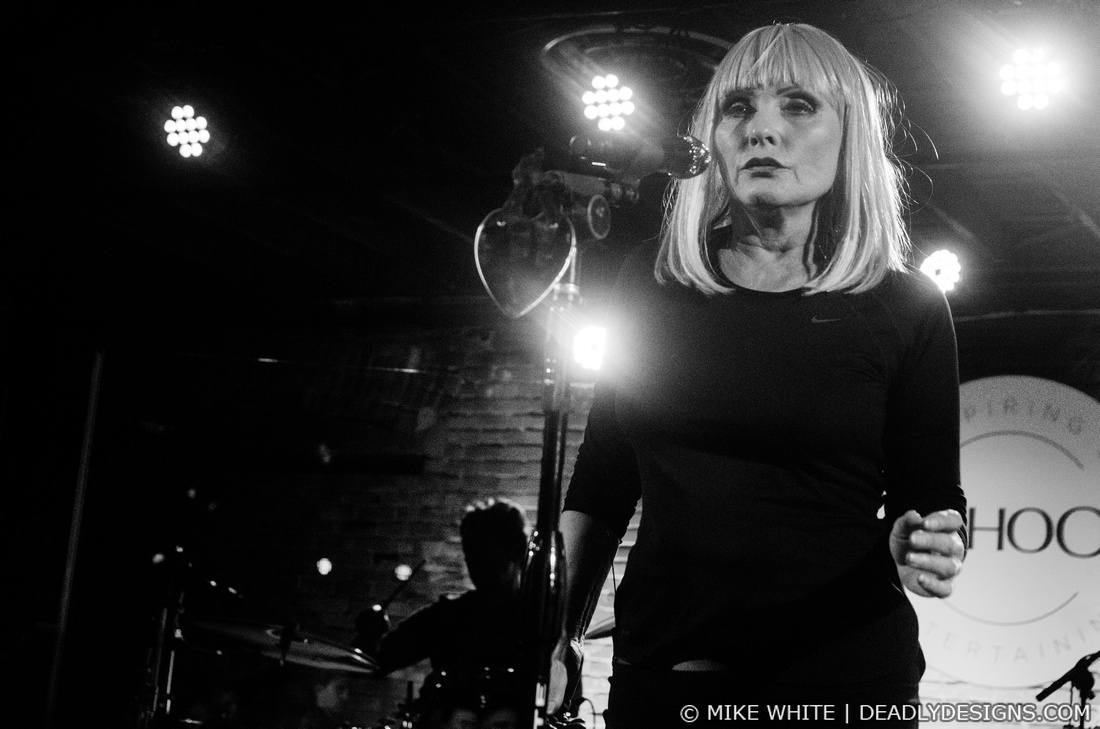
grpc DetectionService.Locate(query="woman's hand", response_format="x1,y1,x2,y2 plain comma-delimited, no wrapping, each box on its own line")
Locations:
547,636,584,715
890,509,965,598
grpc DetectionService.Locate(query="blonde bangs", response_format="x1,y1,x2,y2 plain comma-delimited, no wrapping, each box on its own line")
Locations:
708,25,849,120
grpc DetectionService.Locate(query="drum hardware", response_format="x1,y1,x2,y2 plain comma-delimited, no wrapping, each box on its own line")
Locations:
136,480,252,729
184,617,380,674
369,680,417,729
137,545,198,729
382,667,586,729
354,559,428,652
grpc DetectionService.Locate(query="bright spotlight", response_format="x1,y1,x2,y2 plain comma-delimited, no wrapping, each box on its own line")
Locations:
165,105,210,157
920,250,962,292
1000,48,1063,110
582,76,633,130
574,326,607,371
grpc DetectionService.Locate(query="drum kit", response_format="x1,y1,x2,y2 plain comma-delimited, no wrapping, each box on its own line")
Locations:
137,577,597,729
149,619,582,729
139,611,378,728
135,534,610,729
139,609,603,729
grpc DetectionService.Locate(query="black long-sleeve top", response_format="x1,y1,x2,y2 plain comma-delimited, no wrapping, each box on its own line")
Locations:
564,237,965,684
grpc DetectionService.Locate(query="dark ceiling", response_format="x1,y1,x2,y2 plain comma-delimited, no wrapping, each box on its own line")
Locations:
9,0,1099,341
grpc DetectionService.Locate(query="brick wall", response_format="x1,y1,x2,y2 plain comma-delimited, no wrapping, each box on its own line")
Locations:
165,315,630,728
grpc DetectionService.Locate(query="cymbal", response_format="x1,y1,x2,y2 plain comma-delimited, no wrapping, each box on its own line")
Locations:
585,616,615,641
185,618,379,674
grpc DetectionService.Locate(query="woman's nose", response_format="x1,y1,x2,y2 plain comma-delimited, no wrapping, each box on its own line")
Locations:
746,120,779,147
746,106,781,147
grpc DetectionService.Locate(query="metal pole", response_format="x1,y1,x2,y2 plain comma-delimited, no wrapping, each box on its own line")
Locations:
44,348,105,729
523,252,580,728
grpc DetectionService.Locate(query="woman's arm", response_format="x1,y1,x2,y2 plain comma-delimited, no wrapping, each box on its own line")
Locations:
549,509,620,714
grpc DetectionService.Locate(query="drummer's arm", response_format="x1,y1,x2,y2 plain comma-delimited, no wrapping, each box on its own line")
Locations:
372,606,439,675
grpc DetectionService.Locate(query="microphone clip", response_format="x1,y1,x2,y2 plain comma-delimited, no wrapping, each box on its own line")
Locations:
504,150,616,243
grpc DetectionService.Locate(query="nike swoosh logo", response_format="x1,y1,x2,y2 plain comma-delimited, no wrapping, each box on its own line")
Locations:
812,315,842,323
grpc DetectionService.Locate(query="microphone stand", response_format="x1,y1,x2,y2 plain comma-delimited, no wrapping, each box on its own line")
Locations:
1036,650,1099,729
485,134,709,728
521,248,581,729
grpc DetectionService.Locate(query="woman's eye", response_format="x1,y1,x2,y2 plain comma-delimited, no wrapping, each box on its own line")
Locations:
724,100,752,116
785,97,816,114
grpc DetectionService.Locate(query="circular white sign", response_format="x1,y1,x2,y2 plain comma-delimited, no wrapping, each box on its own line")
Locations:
912,376,1100,688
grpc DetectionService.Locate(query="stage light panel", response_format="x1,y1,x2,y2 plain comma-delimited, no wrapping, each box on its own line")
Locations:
165,104,210,157
1000,48,1064,110
582,75,634,130
574,325,607,371
920,250,962,292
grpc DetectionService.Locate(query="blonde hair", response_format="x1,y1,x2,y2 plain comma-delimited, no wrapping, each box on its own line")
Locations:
656,23,910,295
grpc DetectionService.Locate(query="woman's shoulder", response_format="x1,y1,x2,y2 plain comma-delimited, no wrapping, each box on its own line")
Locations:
868,265,950,312
849,266,954,344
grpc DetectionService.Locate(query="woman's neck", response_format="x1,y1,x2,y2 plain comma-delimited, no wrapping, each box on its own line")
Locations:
720,206,817,291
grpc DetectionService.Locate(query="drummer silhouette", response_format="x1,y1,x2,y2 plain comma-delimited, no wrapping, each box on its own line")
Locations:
355,498,532,729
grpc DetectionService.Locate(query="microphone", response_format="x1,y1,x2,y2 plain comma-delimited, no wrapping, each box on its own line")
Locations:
567,131,711,181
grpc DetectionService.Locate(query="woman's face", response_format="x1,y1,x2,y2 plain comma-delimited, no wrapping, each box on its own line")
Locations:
713,84,843,215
